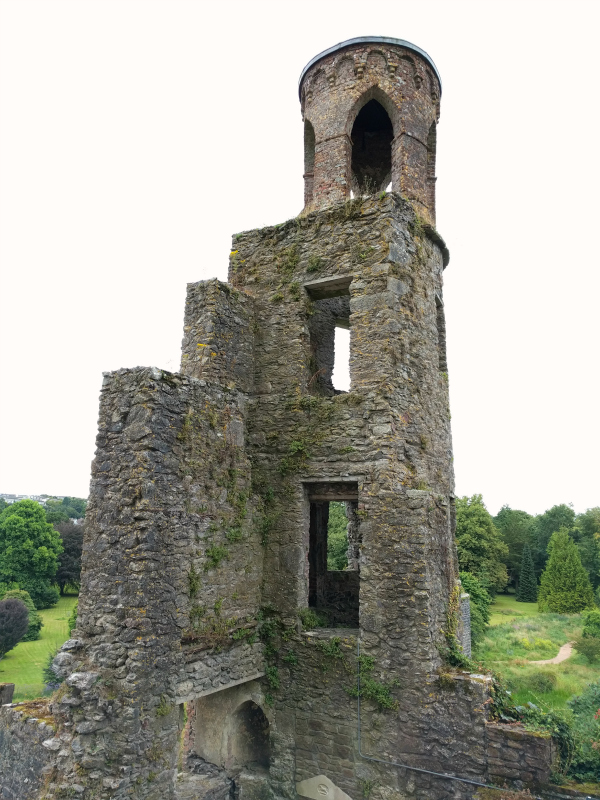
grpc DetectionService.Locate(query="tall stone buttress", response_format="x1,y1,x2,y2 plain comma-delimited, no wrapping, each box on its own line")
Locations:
0,37,556,800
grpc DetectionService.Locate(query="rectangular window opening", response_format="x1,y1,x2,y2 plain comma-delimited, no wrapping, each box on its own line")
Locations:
306,483,359,628
304,275,352,396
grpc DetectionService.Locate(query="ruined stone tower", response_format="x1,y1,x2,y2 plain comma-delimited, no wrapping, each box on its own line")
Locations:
1,37,556,800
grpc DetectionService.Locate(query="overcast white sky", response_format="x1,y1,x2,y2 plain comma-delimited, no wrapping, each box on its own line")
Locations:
1,0,598,517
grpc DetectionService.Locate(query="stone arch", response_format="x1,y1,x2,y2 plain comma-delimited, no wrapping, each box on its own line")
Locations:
335,55,355,83
366,48,388,73
312,68,327,95
190,682,271,774
228,700,270,769
347,89,396,194
345,85,399,139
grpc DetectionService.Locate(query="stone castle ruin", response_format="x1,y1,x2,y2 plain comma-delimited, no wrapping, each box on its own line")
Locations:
1,36,557,800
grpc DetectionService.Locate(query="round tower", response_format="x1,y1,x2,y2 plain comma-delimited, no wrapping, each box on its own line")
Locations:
299,36,441,224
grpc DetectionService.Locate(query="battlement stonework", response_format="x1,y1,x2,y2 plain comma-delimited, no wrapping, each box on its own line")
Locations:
0,36,557,800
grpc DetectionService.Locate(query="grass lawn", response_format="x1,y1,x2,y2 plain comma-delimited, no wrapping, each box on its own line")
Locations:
0,595,77,701
489,592,538,626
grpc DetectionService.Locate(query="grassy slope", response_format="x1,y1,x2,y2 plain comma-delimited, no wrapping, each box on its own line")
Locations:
0,595,77,701
480,594,599,710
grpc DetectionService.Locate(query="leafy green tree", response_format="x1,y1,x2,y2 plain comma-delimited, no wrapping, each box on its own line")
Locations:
573,508,600,589
54,521,83,594
534,504,576,574
327,502,348,570
455,495,508,594
516,543,537,602
0,500,63,608
0,598,29,657
0,589,43,641
538,528,594,613
494,506,536,589
459,571,491,647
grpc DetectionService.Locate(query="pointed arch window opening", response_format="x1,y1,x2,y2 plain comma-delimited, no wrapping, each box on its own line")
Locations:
350,99,394,196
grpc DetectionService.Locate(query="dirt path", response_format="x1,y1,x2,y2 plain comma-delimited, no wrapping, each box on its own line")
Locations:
530,641,574,665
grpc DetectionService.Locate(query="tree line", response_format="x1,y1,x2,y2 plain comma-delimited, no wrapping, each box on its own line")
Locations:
456,495,600,644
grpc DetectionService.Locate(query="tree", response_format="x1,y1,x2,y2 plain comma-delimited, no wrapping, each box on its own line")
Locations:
455,495,508,594
534,504,576,575
538,528,594,613
573,507,600,589
459,571,492,647
0,588,43,640
0,500,63,608
516,544,537,602
494,505,536,590
44,496,87,525
0,598,29,657
54,521,84,594
327,502,348,570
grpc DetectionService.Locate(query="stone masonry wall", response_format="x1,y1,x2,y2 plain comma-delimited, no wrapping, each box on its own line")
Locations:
0,195,557,800
486,723,554,790
0,703,56,800
13,366,265,800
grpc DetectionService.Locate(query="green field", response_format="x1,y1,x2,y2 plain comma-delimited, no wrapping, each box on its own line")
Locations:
0,595,77,701
479,594,599,711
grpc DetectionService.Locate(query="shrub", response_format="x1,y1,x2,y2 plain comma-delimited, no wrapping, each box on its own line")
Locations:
573,636,600,663
583,608,600,639
0,589,43,641
298,608,327,630
520,671,558,694
68,600,78,635
42,649,62,692
567,681,600,781
0,598,29,657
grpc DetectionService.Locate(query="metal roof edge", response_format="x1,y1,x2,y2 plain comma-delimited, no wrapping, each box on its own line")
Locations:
298,36,441,99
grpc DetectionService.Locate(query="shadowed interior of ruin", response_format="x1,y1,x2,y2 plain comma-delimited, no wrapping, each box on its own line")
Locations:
351,99,393,193
231,701,270,770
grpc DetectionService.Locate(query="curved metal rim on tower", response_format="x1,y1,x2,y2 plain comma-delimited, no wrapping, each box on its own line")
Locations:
298,36,442,99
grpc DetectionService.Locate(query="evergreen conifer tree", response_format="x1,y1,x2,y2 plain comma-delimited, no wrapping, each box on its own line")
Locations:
538,528,594,613
516,543,537,602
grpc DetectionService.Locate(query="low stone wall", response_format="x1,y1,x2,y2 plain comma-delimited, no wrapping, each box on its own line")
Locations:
0,703,58,800
486,722,555,789
0,683,15,704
